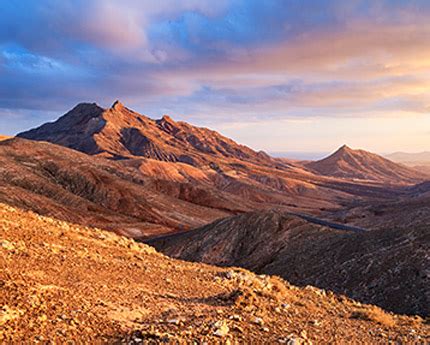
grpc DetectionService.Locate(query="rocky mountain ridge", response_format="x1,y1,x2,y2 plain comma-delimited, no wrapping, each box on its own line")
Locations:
18,101,275,167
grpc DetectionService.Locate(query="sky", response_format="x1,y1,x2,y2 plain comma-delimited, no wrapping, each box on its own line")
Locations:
1,0,430,155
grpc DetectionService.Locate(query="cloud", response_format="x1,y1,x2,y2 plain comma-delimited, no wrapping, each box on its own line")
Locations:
1,0,430,138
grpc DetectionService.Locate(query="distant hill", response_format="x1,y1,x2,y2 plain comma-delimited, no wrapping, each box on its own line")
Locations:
385,151,430,174
149,210,430,316
386,151,430,163
306,145,428,184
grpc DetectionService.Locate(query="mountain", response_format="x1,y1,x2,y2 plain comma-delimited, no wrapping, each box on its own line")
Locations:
4,112,386,242
306,145,428,184
2,203,429,343
16,102,418,216
17,101,274,167
148,210,430,316
0,135,10,141
5,135,379,239
386,151,430,174
386,151,430,163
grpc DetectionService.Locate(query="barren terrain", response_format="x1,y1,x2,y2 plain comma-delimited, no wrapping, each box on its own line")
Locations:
1,204,429,343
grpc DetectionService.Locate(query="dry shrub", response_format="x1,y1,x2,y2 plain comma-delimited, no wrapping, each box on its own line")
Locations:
351,307,396,327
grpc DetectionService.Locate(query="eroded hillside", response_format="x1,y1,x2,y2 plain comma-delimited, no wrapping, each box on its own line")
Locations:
149,210,430,317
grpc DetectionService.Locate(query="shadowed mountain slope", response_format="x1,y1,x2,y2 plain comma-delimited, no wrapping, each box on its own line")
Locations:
148,210,430,316
306,145,428,184
1,203,429,343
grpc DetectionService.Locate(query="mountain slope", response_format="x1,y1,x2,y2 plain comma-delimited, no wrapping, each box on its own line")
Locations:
149,210,430,316
0,137,357,238
1,203,428,343
306,145,427,184
0,138,240,238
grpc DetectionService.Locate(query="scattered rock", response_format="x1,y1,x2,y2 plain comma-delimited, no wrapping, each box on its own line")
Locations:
279,334,307,345
252,317,264,325
213,320,229,337
0,240,15,251
229,314,242,321
225,271,235,280
166,318,180,325
0,306,23,325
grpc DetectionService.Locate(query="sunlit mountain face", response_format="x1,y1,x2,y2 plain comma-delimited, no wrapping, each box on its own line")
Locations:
1,1,430,154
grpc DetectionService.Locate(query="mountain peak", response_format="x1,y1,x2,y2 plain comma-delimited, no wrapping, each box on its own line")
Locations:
111,100,125,110
161,115,174,122
306,144,426,183
337,144,353,153
156,115,180,133
72,102,103,112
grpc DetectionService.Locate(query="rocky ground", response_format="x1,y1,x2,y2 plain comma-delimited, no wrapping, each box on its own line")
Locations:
1,203,429,343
